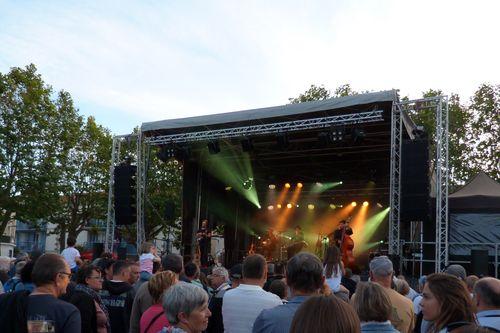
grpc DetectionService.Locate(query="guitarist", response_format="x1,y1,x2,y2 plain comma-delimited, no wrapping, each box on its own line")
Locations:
196,219,212,267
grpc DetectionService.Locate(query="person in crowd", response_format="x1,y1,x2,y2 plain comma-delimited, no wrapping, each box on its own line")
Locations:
269,279,288,303
289,295,360,333
140,270,178,333
355,255,414,333
395,278,411,297
413,275,426,315
130,262,141,286
185,262,209,292
351,282,399,333
15,260,36,292
99,260,135,333
342,267,358,297
253,252,324,333
0,253,81,333
139,242,161,282
130,253,184,333
323,244,344,293
445,264,467,281
62,236,83,274
473,277,500,330
229,263,243,288
206,266,231,333
3,260,26,292
398,275,419,301
466,275,479,296
420,273,476,333
223,254,282,332
263,262,285,291
69,265,110,333
160,282,212,333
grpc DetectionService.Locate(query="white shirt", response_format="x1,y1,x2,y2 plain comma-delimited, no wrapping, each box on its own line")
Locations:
477,309,500,330
61,246,80,269
323,265,342,292
222,283,281,333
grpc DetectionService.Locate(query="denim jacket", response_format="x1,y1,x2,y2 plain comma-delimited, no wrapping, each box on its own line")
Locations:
361,321,401,333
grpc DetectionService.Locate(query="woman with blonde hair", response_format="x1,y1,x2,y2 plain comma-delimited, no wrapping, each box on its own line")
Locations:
351,282,399,332
140,270,178,333
420,273,476,333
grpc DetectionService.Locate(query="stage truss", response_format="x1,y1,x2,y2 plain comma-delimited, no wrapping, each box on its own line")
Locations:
388,96,449,272
105,96,450,272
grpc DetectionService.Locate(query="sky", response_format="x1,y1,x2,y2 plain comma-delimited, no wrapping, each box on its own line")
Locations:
1,0,499,135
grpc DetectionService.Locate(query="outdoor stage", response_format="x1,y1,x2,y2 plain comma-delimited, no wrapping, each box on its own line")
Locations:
141,91,396,268
105,90,452,275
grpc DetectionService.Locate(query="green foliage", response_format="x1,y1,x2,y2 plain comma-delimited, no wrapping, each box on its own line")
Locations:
288,84,331,104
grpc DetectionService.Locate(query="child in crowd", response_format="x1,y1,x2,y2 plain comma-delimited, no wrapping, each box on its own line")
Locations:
139,242,161,281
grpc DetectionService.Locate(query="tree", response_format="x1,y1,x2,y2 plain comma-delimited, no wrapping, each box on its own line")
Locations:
0,64,60,236
289,84,331,104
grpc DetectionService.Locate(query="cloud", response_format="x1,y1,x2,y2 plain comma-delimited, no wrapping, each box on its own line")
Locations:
0,0,499,133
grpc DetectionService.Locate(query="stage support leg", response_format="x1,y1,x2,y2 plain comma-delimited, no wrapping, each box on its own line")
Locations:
182,160,201,259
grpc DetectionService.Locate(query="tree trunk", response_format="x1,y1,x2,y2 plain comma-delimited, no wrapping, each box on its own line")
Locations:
0,214,11,239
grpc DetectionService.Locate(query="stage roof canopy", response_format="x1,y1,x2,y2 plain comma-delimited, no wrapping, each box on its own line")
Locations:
449,172,500,211
141,90,397,134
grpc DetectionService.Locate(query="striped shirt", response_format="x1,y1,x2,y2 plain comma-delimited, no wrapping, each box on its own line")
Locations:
222,284,282,333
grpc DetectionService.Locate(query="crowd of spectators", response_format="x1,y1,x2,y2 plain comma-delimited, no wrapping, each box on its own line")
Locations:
0,237,499,333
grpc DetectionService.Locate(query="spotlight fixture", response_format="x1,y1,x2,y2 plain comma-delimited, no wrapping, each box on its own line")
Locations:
257,236,261,240
331,126,345,142
362,201,369,207
267,205,274,210
351,128,366,143
286,203,293,209
307,204,315,210
297,182,303,188
338,204,343,208
277,204,282,209
379,240,384,244
285,183,291,189
329,204,336,209
242,178,253,190
225,186,232,191
339,181,343,185
377,203,383,208
268,184,276,190
207,140,220,154
315,182,323,187
351,201,357,207
157,146,175,162
296,204,300,208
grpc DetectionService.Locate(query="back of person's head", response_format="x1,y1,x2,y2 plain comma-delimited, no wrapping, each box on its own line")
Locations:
76,265,102,285
184,262,199,279
15,260,27,275
32,253,67,286
275,261,285,275
394,278,410,296
474,277,500,309
324,246,341,278
267,263,275,276
369,256,393,278
20,260,35,283
162,253,183,274
352,282,392,323
140,241,154,254
286,252,323,293
66,236,76,247
445,264,467,281
290,295,360,333
163,282,209,325
243,254,266,280
148,270,177,303
426,273,476,330
269,279,287,299
453,324,500,333
465,275,479,292
30,250,43,262
112,260,130,277
96,258,115,273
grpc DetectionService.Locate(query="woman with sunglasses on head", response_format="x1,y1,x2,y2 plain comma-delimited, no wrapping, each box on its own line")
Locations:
420,273,476,333
69,264,111,333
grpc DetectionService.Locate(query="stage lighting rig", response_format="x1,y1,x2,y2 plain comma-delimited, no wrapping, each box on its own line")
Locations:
351,201,357,207
242,178,253,190
285,183,291,188
268,184,276,190
363,201,369,207
286,203,293,209
241,137,254,152
297,182,303,188
207,140,220,154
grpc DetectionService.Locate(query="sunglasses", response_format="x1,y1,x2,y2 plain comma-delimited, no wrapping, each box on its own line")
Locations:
58,272,73,279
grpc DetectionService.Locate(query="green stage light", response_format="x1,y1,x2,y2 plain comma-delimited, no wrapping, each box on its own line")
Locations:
311,181,342,194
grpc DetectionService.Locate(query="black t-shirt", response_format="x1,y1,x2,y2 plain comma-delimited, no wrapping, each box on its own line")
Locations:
27,294,81,333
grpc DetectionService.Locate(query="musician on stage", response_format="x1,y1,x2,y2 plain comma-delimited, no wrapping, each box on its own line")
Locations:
291,225,304,243
196,219,212,267
287,225,307,259
328,217,355,269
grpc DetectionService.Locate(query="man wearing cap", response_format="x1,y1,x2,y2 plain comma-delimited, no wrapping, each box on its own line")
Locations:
445,264,467,281
207,266,231,333
352,256,414,333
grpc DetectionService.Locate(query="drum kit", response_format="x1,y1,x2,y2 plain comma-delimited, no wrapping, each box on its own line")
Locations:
252,230,308,261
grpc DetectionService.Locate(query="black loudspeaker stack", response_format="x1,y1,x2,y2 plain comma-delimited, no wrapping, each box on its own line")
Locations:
92,243,104,261
401,139,430,223
471,249,489,276
114,164,137,225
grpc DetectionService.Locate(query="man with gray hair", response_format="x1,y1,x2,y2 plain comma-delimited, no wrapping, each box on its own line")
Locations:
352,256,414,333
162,282,211,333
207,266,230,333
474,277,500,330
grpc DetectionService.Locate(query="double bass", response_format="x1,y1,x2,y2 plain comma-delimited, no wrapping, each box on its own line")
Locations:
341,226,355,268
